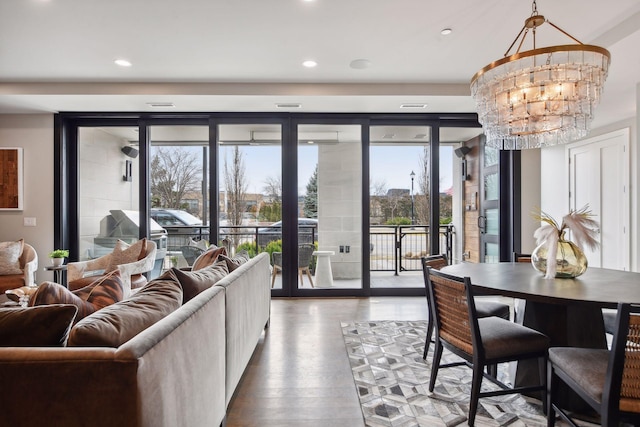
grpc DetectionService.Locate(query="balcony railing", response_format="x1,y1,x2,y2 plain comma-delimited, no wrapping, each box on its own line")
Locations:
161,223,455,274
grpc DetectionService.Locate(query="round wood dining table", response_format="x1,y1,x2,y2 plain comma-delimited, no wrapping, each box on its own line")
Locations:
441,261,640,413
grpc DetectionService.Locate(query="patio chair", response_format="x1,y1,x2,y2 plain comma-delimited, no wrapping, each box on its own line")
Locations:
547,302,640,427
425,267,549,426
271,243,315,288
420,254,511,359
180,245,205,267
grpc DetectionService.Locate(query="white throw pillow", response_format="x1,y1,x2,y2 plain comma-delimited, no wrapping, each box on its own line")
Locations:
0,239,24,275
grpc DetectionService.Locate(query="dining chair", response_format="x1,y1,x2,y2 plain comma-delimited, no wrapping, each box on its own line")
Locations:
513,252,531,263
420,254,511,359
271,244,315,288
425,267,550,426
547,302,640,427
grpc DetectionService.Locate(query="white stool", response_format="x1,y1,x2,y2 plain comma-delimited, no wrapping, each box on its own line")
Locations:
312,251,335,288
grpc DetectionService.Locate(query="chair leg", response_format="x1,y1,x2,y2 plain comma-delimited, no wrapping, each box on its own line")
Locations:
487,363,498,378
468,362,484,426
546,361,555,427
539,356,548,415
306,268,314,287
428,340,443,392
423,320,434,360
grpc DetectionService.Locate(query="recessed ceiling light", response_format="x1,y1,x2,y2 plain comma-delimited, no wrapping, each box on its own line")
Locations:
400,103,427,109
350,59,372,69
146,102,175,108
276,103,302,108
414,133,428,139
302,60,318,68
114,58,132,67
440,28,453,36
382,134,395,139
307,140,315,144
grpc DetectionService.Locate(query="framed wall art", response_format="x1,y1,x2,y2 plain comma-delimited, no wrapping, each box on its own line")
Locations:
0,147,24,210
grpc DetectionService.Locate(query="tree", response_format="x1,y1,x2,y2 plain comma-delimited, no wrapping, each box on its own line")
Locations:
150,147,201,214
260,175,282,222
303,165,318,218
223,146,248,228
416,146,431,225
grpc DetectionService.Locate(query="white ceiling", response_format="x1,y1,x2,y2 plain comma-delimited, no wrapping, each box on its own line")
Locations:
0,0,639,131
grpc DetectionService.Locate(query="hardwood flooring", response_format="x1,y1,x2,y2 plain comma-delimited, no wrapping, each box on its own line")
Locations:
225,296,428,427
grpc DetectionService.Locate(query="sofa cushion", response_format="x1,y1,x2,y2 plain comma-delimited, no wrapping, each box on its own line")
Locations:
0,304,78,347
106,238,147,273
67,276,183,347
165,259,229,303
30,271,124,322
218,250,250,272
0,239,24,275
192,245,227,271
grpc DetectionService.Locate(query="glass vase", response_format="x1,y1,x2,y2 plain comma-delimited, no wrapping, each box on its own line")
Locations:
532,233,588,278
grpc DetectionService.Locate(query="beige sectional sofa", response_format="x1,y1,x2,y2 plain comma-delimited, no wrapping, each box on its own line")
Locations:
0,251,271,427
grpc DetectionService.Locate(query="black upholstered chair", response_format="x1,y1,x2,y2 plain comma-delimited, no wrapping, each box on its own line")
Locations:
420,254,511,359
425,268,550,426
547,302,640,427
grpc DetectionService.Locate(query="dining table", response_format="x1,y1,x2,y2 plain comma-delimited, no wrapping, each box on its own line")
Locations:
441,261,640,413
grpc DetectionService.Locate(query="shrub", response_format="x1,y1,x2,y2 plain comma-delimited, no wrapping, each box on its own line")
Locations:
385,217,411,226
236,241,258,258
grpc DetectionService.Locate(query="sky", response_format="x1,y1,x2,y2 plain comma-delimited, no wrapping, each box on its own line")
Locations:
220,144,453,196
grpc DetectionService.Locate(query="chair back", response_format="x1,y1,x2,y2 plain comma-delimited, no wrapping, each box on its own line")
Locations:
272,251,282,267
422,254,448,270
605,303,640,418
180,246,205,266
425,268,478,356
513,252,531,263
298,244,315,268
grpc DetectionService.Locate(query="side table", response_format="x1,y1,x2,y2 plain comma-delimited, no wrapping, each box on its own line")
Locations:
45,265,67,286
312,251,335,288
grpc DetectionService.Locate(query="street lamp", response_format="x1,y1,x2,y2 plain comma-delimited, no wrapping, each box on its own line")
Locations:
410,170,415,225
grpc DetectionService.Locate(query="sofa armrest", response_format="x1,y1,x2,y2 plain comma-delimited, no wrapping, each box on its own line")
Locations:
67,255,112,283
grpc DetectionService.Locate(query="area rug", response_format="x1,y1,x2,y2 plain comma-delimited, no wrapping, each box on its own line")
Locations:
341,320,550,427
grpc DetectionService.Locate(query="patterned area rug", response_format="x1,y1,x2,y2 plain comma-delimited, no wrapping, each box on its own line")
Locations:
341,320,551,427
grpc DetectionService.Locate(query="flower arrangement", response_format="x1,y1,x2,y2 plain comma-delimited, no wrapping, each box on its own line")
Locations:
532,206,599,278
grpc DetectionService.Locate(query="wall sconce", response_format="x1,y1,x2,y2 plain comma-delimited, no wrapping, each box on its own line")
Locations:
121,146,139,158
454,146,472,181
123,160,133,182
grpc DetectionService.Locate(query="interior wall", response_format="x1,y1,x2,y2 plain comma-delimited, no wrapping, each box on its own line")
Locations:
0,114,56,282
519,149,541,254
541,116,638,272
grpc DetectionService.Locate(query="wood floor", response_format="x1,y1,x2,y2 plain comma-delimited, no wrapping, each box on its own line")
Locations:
225,296,428,427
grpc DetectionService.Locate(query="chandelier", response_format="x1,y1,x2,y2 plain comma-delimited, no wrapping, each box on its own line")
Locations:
470,1,611,149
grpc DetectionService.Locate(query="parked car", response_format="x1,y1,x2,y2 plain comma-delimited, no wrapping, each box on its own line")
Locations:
257,218,318,247
150,208,209,250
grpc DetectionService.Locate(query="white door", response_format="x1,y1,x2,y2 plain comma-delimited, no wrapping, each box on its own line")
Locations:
568,129,630,270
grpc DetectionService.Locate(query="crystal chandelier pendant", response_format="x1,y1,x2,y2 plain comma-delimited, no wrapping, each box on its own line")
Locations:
470,1,611,150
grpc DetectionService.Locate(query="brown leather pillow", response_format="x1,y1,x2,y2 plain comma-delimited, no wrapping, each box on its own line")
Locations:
218,250,250,272
192,245,227,271
0,304,78,347
67,277,182,348
30,271,124,323
165,259,229,303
